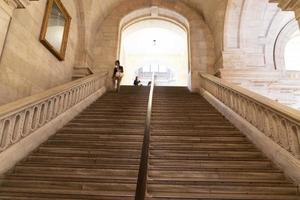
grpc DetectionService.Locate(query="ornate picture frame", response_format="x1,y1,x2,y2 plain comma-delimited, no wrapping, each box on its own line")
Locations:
40,0,71,61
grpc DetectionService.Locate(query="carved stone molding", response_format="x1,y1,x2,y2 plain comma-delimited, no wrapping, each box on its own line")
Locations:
0,0,31,16
270,0,300,25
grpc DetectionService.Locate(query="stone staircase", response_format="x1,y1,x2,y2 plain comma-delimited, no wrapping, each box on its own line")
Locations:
146,87,300,200
0,86,148,200
0,86,299,199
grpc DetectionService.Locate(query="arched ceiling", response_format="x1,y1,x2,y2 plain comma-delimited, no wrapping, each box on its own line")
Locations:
80,0,227,32
80,0,227,61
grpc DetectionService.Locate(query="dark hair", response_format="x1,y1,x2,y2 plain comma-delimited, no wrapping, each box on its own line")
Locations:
115,60,120,65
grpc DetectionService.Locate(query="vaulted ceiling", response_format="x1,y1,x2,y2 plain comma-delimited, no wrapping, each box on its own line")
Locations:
81,0,227,31
79,0,228,58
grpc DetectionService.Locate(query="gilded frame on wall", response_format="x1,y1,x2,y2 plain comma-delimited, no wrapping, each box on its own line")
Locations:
40,0,71,61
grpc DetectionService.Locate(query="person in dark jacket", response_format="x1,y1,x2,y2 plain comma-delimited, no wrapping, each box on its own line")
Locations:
112,60,124,92
134,76,142,86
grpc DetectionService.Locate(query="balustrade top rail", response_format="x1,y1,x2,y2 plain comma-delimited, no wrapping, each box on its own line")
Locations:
0,72,107,119
135,73,155,200
200,73,300,124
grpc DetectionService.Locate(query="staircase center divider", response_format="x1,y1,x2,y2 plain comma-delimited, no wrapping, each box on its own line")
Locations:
135,73,155,200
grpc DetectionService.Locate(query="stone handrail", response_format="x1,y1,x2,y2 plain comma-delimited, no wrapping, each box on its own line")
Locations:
199,73,300,158
0,72,107,153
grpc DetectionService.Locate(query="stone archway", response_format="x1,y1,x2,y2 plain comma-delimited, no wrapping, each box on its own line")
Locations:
222,0,295,75
119,17,189,87
90,0,216,91
118,7,189,87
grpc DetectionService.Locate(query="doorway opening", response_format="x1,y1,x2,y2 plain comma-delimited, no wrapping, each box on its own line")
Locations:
119,19,189,86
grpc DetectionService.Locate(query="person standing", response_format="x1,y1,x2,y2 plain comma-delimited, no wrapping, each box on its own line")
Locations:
112,60,124,92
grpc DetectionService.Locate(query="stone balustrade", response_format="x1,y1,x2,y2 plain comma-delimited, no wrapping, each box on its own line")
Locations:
0,72,107,153
199,73,300,158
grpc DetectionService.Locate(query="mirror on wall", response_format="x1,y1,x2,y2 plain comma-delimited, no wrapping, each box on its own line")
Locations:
40,0,71,61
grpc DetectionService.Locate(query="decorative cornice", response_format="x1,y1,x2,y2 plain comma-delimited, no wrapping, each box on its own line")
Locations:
0,0,33,16
270,0,300,25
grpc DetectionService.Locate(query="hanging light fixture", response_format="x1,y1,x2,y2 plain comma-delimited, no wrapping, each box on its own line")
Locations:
153,39,157,46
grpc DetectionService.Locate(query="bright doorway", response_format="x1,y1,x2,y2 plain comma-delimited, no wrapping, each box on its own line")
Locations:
119,19,189,86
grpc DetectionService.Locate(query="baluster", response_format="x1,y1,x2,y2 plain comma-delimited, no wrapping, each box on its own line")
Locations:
78,86,83,101
256,107,263,132
53,98,58,118
77,87,81,102
39,103,46,126
83,85,87,99
31,106,40,130
286,124,300,158
46,100,54,121
11,114,22,144
87,83,91,96
263,110,271,136
252,103,258,127
73,88,77,105
236,95,242,116
279,119,290,151
71,90,76,106
234,93,239,113
227,91,232,109
22,110,33,137
66,92,72,110
65,92,70,110
245,100,252,122
61,93,67,112
271,115,280,143
58,95,64,115
228,90,232,107
231,92,236,110
0,120,12,151
220,87,224,103
241,98,247,118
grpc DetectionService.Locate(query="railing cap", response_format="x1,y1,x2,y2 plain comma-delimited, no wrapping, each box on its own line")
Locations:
0,72,108,119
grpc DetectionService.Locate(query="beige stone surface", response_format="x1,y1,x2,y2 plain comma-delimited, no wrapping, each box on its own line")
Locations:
90,0,216,91
183,0,228,72
0,7,10,59
0,0,228,104
0,0,80,105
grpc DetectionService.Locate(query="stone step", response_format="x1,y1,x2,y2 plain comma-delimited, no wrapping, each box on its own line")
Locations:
146,86,299,200
147,184,298,195
146,193,300,200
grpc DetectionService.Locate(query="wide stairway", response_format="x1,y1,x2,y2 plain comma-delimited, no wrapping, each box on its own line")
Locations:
146,87,299,200
0,87,149,199
0,86,299,199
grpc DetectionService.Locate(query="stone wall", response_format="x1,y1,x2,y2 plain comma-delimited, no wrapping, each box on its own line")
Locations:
183,0,228,73
0,0,80,105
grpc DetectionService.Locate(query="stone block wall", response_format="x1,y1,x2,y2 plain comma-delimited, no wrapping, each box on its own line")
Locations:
0,0,80,105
